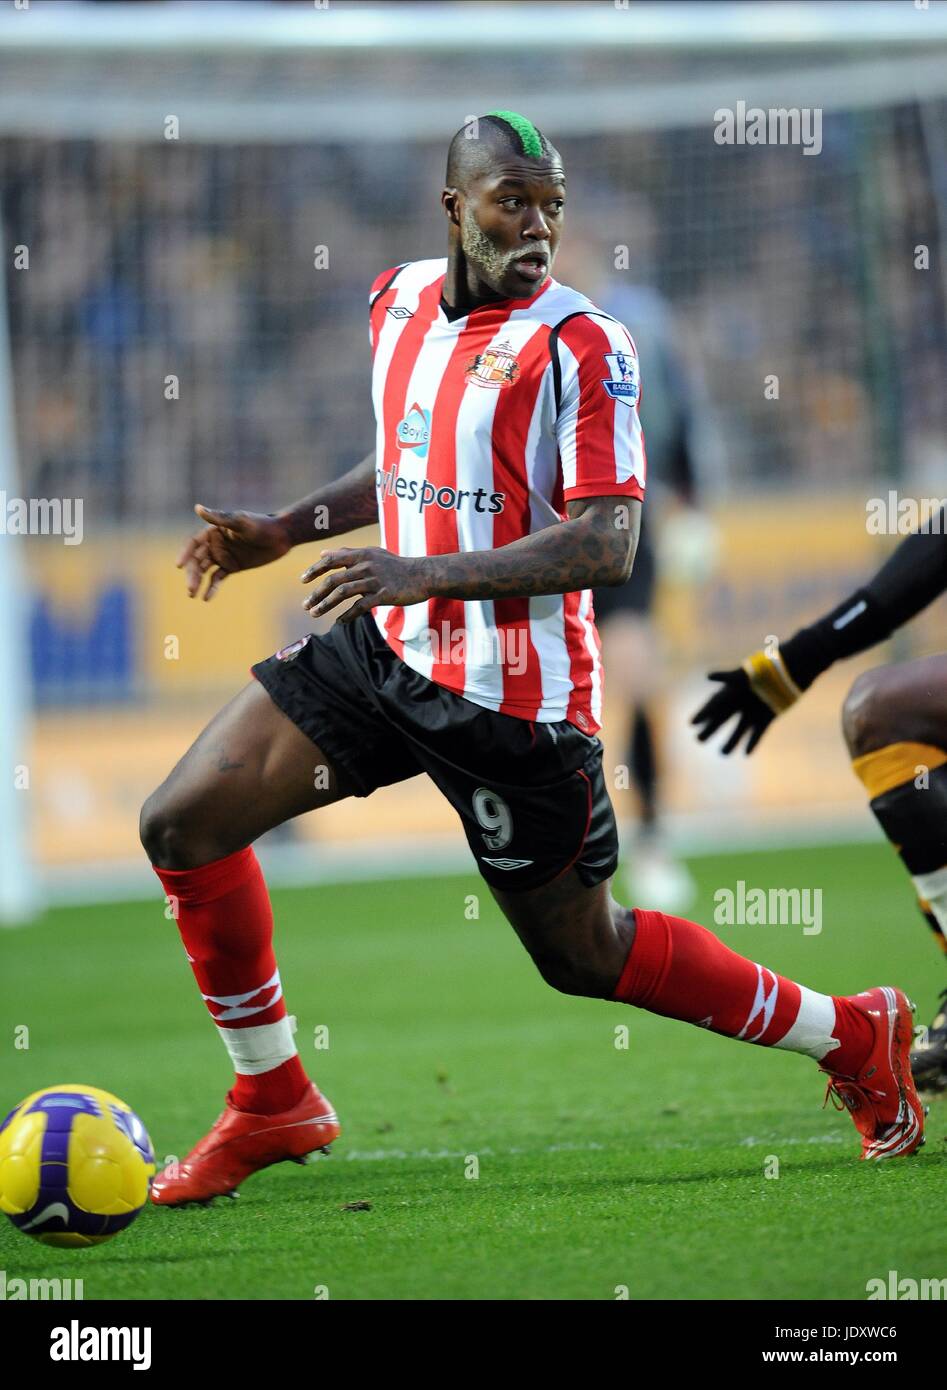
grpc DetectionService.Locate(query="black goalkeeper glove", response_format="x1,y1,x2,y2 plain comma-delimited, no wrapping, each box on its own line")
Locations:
692,585,905,757
691,649,803,756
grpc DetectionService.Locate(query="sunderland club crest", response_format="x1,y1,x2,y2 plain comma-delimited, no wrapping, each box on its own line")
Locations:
465,339,520,389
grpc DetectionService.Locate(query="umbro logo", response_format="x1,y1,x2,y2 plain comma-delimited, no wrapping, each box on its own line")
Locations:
482,856,534,870
387,305,414,319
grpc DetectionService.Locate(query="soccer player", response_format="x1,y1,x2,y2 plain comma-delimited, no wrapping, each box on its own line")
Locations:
589,276,710,911
141,112,924,1205
692,508,947,1092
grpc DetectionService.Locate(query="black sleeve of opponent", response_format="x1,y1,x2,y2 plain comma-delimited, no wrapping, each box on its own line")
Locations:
779,509,947,690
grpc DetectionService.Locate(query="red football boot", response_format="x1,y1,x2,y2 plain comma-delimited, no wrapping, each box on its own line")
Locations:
151,1081,340,1205
821,986,926,1161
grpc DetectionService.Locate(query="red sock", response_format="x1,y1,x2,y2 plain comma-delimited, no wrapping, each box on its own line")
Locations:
153,846,310,1114
613,908,873,1070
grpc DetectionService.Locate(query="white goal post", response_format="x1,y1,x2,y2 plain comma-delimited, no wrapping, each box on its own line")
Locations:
0,2,946,143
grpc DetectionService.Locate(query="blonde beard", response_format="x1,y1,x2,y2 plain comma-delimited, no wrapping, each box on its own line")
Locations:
460,205,522,281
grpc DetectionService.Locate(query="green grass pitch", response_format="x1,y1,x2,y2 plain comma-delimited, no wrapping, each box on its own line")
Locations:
2,841,945,1301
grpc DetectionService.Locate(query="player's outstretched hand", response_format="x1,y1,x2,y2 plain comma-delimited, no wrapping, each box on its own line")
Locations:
177,505,294,600
301,547,430,625
690,666,777,756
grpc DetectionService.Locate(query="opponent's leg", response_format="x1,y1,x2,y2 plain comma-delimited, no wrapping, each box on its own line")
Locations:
140,681,353,1202
492,872,925,1160
842,654,947,1090
629,705,659,828
600,611,695,911
843,655,947,950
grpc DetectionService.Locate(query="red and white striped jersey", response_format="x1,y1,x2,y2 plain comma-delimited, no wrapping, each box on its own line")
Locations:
368,257,646,735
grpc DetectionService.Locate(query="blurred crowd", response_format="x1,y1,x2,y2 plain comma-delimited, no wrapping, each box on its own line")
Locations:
2,100,945,524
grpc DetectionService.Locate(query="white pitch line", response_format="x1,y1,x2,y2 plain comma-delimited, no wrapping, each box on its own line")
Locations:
336,1132,847,1162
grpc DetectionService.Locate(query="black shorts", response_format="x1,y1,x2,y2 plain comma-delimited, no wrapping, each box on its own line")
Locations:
251,613,619,894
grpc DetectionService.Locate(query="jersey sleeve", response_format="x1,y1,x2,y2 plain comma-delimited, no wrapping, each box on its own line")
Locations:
554,313,646,503
368,264,406,351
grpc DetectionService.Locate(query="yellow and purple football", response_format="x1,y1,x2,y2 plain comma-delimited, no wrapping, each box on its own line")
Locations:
0,1085,156,1247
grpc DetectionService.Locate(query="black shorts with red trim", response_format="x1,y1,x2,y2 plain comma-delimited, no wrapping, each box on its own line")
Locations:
250,612,619,894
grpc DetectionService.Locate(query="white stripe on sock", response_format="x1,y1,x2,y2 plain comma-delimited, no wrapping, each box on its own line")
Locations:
216,1016,297,1076
736,964,778,1042
912,864,947,934
773,984,839,1061
202,966,283,1021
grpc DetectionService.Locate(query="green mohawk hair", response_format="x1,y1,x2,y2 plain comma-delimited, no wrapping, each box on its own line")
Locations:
486,110,544,159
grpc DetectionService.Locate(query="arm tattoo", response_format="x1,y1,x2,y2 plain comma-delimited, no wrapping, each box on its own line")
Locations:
425,497,640,601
